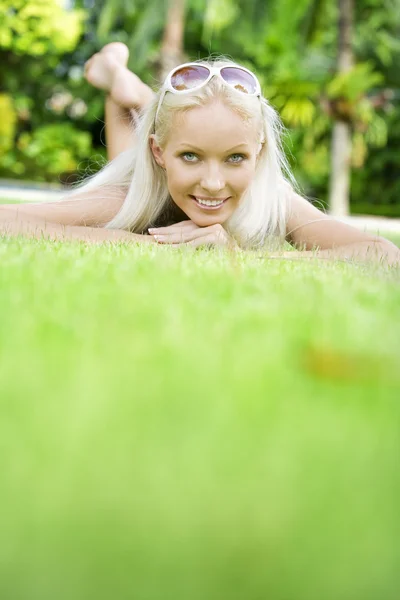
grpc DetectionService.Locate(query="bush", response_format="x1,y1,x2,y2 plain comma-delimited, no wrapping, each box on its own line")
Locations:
350,203,400,218
0,93,17,156
0,123,101,182
0,0,85,56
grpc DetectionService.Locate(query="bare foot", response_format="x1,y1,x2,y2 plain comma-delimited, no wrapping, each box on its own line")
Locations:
84,43,128,91
102,42,130,66
84,42,154,110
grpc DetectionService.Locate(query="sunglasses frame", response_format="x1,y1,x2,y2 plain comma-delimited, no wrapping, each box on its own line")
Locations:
154,62,262,125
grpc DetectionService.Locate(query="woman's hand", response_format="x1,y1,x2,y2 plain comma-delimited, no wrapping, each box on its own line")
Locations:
148,220,237,248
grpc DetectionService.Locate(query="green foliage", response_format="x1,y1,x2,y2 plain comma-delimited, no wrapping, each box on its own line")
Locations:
94,0,166,76
202,0,239,42
351,203,400,218
265,78,321,127
20,123,92,177
0,0,99,182
327,62,383,102
0,0,85,55
0,123,94,181
0,94,17,156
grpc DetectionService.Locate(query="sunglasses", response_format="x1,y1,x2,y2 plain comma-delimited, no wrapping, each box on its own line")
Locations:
155,62,261,125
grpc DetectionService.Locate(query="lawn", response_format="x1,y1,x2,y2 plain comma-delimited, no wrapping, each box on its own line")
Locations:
0,235,399,599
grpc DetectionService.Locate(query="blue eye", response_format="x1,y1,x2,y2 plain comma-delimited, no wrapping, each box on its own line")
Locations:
181,152,198,162
228,154,245,163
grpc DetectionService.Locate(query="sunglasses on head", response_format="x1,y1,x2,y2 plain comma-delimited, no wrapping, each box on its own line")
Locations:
154,62,261,125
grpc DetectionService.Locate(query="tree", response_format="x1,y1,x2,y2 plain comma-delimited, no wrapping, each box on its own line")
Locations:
159,0,187,79
328,0,353,216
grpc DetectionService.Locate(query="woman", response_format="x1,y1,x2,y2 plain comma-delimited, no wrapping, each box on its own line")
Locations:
1,43,398,264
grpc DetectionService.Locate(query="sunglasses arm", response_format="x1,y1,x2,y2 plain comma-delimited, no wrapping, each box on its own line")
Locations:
154,89,167,129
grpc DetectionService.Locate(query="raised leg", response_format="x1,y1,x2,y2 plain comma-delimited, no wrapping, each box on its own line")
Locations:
104,97,135,162
84,43,155,161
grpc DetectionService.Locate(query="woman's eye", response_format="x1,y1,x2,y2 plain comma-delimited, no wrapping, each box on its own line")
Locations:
181,152,198,162
228,154,245,163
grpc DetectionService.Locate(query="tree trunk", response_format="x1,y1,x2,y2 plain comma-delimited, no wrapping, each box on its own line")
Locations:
159,0,186,81
328,0,354,216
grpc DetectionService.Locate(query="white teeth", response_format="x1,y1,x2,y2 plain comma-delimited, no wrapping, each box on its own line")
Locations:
195,197,225,207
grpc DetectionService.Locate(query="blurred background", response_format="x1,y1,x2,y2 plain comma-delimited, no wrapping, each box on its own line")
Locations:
0,0,399,217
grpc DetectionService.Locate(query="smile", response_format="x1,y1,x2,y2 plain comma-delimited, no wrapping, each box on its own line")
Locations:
190,196,229,209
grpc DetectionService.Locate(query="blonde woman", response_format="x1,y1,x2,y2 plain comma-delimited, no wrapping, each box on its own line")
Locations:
0,43,398,264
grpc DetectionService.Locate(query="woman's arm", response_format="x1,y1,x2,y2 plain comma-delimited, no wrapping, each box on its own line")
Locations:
0,189,153,244
0,186,126,228
0,213,153,244
283,190,400,266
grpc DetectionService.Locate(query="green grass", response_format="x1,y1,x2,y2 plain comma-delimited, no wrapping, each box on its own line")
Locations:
386,233,400,246
0,237,400,600
0,198,23,204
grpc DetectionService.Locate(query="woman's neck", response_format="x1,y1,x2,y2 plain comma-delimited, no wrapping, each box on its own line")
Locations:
152,199,188,228
170,202,187,223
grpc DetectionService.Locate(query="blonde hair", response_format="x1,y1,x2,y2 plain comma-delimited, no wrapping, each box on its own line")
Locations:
73,57,297,248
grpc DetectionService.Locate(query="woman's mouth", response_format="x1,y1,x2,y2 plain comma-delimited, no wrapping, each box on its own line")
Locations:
190,196,229,210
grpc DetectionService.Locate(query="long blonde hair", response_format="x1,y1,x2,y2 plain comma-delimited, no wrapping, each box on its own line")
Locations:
73,58,297,248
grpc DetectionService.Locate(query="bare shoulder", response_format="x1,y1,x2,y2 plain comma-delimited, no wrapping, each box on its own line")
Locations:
0,185,126,228
285,187,379,250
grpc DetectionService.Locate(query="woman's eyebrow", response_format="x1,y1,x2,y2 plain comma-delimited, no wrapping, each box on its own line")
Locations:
176,143,251,152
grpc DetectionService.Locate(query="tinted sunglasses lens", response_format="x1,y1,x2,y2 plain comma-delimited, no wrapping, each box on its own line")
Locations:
220,67,258,94
171,65,210,91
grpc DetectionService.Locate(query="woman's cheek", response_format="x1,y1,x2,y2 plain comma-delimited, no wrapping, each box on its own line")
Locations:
170,165,196,191
239,164,257,190
231,168,252,193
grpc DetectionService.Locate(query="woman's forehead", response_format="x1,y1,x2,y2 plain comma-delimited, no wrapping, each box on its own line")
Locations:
167,102,259,149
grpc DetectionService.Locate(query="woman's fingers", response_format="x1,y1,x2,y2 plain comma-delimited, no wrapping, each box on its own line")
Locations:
148,220,194,235
152,226,214,244
182,233,219,248
149,222,236,248
153,224,231,246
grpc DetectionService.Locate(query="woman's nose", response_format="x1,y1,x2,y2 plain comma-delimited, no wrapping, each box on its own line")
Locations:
200,165,225,193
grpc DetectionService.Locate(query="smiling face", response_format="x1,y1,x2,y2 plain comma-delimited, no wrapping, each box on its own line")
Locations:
150,101,261,227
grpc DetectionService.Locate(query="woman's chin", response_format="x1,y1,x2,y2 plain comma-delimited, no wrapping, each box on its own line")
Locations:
185,204,232,227
190,212,228,227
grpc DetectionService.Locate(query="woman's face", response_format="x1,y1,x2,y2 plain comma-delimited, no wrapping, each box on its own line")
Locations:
150,101,260,227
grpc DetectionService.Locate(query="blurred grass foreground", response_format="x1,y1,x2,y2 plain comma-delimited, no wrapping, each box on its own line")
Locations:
0,239,399,600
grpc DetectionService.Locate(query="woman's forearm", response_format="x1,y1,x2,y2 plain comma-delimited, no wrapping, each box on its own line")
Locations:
0,218,154,245
271,239,400,266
